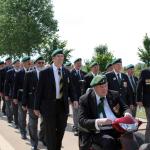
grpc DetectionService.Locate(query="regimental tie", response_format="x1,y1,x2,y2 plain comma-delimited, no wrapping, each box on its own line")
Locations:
130,76,136,93
97,97,106,118
117,73,122,86
58,68,63,99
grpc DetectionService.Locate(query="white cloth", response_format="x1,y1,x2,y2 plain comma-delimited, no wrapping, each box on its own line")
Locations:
52,63,62,99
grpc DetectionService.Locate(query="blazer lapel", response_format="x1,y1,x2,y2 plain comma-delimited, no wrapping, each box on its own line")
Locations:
49,66,56,89
90,90,99,118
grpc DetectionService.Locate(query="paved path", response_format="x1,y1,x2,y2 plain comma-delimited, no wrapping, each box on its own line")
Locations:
0,112,78,150
0,111,147,150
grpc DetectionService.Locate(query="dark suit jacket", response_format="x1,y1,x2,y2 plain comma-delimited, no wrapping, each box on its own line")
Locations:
35,66,76,117
137,69,150,107
0,66,13,93
127,75,138,105
70,69,86,99
4,68,16,98
84,72,94,91
22,69,38,109
79,89,130,149
106,71,132,106
13,68,26,101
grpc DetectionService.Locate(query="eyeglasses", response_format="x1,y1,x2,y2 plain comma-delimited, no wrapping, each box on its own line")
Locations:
37,62,45,65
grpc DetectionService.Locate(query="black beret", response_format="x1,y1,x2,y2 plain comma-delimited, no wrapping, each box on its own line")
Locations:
21,56,30,62
112,58,122,65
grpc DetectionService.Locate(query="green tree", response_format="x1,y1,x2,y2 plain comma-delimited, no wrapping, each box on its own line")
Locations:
138,34,150,67
92,44,114,72
39,34,73,64
0,0,57,57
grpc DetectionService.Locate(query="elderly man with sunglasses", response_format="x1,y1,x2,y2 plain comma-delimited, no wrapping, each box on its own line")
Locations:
22,56,45,150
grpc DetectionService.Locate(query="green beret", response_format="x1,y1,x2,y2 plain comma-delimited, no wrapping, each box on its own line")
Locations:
74,58,82,63
34,56,44,63
0,61,4,65
5,56,11,61
90,74,107,87
21,56,30,62
106,62,112,69
51,49,63,57
90,62,98,68
64,62,72,67
13,58,20,64
126,64,134,70
112,58,122,65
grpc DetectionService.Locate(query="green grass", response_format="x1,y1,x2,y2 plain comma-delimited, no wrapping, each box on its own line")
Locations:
136,107,146,119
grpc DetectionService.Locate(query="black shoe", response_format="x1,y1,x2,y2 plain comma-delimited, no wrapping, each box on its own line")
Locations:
31,146,38,150
39,139,46,146
14,125,19,129
74,131,79,136
21,134,27,140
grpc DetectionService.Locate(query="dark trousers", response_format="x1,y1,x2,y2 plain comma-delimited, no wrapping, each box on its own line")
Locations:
18,102,27,135
28,109,38,147
145,106,150,143
39,116,46,142
43,101,68,150
5,99,13,122
12,103,18,126
2,97,6,114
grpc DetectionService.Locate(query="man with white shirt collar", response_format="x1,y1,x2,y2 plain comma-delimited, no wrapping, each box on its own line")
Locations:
70,57,87,136
4,58,20,125
126,64,138,117
79,74,139,150
34,49,77,150
22,56,45,150
105,58,132,107
12,56,31,139
84,61,100,91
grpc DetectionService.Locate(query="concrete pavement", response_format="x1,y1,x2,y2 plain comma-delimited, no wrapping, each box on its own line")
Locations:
0,112,78,150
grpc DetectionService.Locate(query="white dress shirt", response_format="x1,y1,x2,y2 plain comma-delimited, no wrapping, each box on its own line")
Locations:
52,63,62,99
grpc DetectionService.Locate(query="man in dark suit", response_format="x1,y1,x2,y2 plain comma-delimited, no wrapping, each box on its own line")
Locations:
137,68,150,143
4,59,20,125
22,56,45,150
0,61,5,112
84,62,99,91
105,58,132,107
0,56,12,115
34,49,77,150
105,62,113,73
70,58,86,135
13,56,31,139
79,74,139,150
126,64,138,117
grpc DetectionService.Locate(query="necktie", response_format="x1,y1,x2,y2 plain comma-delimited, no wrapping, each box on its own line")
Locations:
97,97,106,118
58,68,63,99
130,76,136,93
117,73,121,85
77,70,82,80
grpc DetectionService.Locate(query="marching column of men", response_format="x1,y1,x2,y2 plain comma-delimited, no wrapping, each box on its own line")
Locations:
0,51,149,150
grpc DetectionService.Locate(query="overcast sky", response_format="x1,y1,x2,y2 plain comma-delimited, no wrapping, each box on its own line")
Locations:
52,0,150,66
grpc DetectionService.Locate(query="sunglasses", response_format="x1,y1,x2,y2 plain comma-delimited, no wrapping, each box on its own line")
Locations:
37,62,45,64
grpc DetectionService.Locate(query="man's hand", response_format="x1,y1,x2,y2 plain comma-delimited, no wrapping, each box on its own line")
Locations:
13,99,18,105
22,106,27,111
34,110,40,117
96,118,112,126
73,101,79,109
5,96,9,101
136,102,143,108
